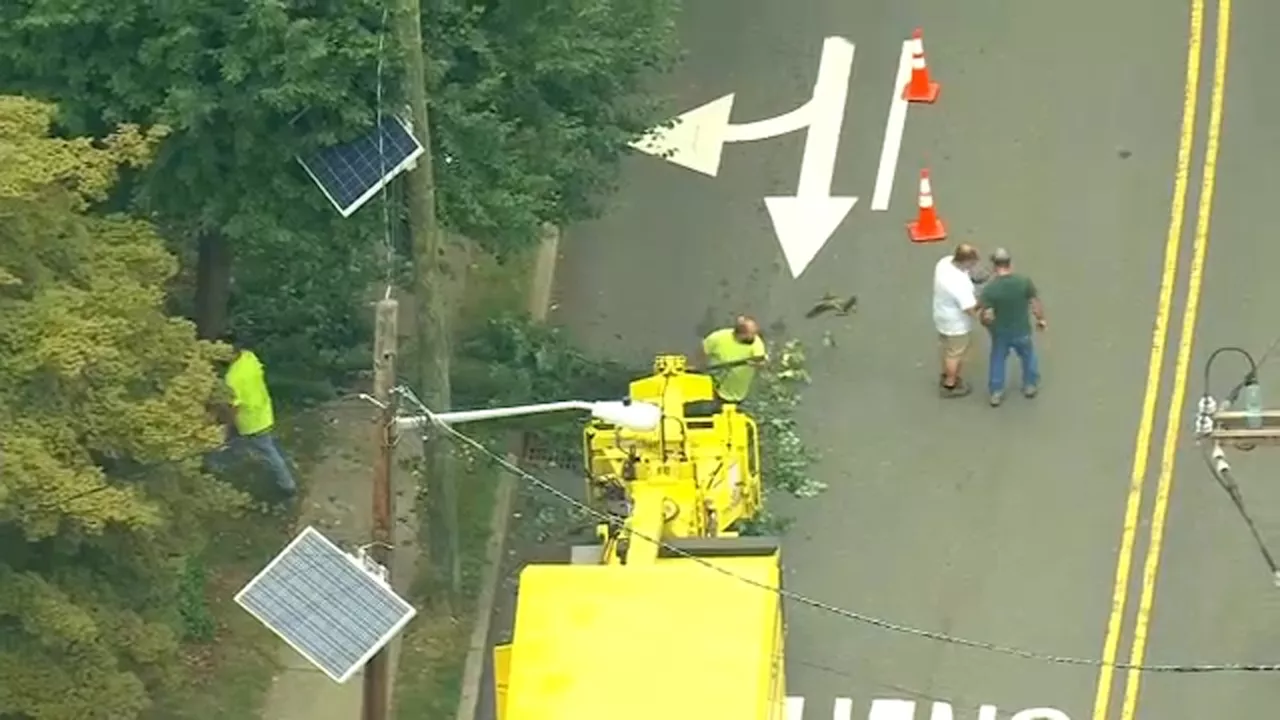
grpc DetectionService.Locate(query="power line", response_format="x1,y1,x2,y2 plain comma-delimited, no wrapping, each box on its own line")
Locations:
373,2,396,292
395,387,1280,674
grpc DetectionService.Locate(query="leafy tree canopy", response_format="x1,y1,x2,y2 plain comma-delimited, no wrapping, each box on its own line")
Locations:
425,0,681,251
0,95,244,720
0,0,681,254
0,0,388,216
0,0,390,345
0,0,681,402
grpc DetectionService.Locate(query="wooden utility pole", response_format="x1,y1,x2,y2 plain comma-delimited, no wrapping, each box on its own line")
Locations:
395,0,461,599
362,297,398,720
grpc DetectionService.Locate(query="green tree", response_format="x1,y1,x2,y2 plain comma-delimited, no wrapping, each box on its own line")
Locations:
0,0,390,347
425,0,682,252
0,0,683,322
0,95,244,720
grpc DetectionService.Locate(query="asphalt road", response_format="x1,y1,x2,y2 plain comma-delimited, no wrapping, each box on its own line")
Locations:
544,0,1280,719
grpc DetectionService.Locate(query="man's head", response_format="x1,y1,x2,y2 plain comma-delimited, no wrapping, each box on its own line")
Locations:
733,315,760,344
952,243,980,271
991,247,1013,274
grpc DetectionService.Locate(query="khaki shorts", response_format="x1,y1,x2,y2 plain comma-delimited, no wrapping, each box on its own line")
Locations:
939,332,971,360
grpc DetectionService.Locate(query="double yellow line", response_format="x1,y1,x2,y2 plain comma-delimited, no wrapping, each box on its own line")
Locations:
1090,0,1232,718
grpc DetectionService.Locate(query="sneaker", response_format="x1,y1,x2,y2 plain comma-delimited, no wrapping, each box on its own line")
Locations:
1022,384,1039,398
989,391,1004,407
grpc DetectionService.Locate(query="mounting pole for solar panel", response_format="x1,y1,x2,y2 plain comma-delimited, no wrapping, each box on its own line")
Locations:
362,297,398,720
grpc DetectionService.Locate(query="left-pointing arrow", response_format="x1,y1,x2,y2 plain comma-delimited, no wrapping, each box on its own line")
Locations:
765,36,857,279
628,94,736,177
629,90,818,177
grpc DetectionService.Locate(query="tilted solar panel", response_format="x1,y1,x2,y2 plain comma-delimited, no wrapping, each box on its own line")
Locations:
235,526,417,683
299,115,424,217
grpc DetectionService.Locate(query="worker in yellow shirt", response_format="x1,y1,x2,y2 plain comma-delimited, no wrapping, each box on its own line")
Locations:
700,315,768,406
207,332,297,497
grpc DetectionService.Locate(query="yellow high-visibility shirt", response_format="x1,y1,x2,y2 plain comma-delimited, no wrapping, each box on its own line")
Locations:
701,328,767,402
224,350,275,435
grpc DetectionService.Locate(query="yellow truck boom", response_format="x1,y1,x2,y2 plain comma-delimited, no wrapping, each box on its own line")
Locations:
492,355,789,719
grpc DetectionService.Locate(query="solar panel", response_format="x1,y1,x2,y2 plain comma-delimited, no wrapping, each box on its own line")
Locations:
234,526,417,683
299,115,425,218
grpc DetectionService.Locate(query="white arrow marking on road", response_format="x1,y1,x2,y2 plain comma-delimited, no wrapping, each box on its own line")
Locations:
765,36,858,278
868,698,916,720
627,90,817,177
725,96,818,142
1011,711,1071,720
785,697,1071,719
870,40,914,211
628,94,735,177
928,702,1001,720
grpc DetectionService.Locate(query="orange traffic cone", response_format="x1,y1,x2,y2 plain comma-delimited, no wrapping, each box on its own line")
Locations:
907,169,947,243
902,28,940,103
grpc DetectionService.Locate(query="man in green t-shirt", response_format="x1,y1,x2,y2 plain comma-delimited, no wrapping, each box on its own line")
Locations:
700,315,768,404
206,332,297,497
978,248,1046,407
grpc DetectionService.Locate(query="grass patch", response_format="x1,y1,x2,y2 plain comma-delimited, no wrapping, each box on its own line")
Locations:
391,458,500,719
142,412,328,720
455,246,535,331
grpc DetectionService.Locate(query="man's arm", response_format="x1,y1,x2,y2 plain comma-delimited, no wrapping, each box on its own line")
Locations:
1028,280,1046,329
698,333,716,368
959,282,980,318
975,285,994,325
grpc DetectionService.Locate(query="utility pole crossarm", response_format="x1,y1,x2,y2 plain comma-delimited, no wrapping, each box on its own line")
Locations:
1207,409,1280,445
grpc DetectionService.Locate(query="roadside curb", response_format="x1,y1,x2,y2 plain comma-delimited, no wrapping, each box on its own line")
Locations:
453,224,561,720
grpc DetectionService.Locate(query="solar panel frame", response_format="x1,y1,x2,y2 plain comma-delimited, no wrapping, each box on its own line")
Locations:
298,115,425,218
234,526,417,683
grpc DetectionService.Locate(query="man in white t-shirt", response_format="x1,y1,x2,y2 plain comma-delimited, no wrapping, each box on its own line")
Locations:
932,243,982,397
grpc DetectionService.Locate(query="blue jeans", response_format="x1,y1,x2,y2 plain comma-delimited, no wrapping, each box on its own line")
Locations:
989,333,1040,395
207,431,297,493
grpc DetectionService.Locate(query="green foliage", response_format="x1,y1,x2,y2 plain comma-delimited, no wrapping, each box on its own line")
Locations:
454,313,638,406
0,0,392,383
176,558,216,643
225,210,383,406
452,312,641,457
740,340,823,535
422,0,683,253
0,95,247,720
0,0,682,404
0,0,682,252
0,0,390,199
